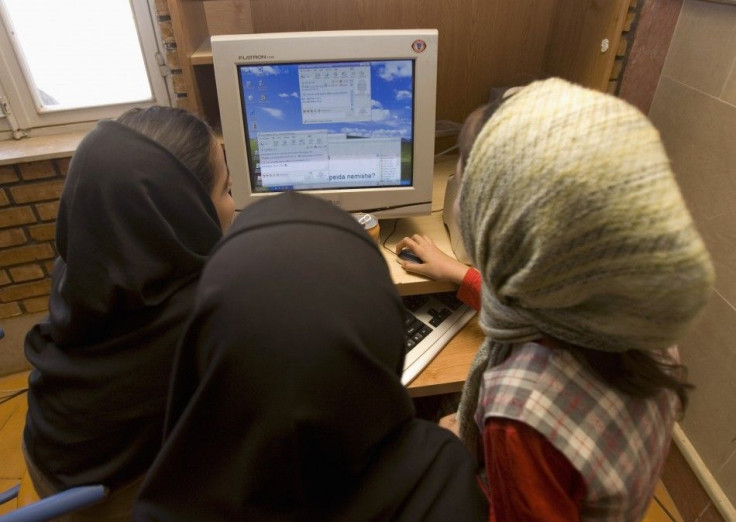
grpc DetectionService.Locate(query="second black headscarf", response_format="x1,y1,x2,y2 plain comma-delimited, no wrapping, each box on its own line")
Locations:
134,192,487,521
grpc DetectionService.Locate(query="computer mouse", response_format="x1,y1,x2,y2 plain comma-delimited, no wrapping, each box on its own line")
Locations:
398,248,423,264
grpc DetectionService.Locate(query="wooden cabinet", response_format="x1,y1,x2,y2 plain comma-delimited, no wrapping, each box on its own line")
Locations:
166,0,632,130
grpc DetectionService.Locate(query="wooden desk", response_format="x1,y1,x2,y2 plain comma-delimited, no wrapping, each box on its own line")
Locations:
379,154,481,397
406,318,483,398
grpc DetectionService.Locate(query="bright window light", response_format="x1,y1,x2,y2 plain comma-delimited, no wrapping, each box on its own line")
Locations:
2,0,153,111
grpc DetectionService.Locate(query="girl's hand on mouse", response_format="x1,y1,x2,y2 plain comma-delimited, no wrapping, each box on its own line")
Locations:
395,234,469,284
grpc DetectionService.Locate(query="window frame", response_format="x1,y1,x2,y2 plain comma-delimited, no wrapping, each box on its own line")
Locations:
0,83,11,135
0,0,172,140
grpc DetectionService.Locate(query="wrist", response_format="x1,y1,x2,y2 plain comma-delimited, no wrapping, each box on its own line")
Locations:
445,263,470,286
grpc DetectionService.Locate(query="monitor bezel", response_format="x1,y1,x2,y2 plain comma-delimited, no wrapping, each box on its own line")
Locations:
212,29,438,218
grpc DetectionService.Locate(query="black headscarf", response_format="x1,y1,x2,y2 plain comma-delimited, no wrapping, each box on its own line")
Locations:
133,192,487,521
24,120,223,490
50,119,223,345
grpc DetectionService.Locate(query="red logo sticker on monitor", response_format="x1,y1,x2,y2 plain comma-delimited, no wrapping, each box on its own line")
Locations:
411,39,427,53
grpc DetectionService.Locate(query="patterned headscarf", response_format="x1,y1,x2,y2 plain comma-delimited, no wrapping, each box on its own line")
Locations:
456,78,714,450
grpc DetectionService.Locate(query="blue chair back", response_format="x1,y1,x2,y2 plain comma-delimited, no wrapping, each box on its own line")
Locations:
0,484,108,522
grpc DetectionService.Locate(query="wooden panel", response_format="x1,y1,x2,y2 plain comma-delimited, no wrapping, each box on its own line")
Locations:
193,65,221,128
167,0,210,113
624,9,636,31
204,0,254,35
249,0,556,124
545,0,631,91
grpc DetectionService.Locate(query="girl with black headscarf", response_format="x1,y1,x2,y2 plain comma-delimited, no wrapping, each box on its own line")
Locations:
133,192,487,521
23,106,233,520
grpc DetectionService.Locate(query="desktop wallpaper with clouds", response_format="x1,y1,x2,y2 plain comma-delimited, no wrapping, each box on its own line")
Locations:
238,59,415,140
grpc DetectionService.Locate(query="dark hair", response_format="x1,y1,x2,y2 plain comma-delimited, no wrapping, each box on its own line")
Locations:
116,106,217,193
457,89,508,169
457,101,501,170
459,91,694,412
560,342,693,414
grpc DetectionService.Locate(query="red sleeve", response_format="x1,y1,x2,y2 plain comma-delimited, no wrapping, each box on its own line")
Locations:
483,418,586,522
457,268,481,311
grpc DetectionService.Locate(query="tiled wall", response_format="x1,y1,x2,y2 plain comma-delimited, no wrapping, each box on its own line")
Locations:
648,0,736,510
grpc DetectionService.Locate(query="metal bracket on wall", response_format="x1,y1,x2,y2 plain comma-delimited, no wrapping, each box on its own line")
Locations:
0,96,28,140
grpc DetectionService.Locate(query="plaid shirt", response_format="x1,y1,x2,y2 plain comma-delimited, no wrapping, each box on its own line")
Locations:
476,342,679,521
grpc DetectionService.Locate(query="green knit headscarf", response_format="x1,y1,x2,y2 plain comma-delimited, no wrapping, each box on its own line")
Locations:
456,78,714,451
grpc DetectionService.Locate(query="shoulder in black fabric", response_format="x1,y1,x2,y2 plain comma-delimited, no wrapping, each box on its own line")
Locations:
134,192,488,521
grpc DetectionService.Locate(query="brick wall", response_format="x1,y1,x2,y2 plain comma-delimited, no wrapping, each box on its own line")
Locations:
0,2,180,322
0,158,69,319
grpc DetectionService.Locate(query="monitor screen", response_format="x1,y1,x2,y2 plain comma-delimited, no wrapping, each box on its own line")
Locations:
213,30,437,218
239,59,414,194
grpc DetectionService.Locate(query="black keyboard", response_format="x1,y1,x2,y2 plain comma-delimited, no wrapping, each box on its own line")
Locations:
400,291,476,385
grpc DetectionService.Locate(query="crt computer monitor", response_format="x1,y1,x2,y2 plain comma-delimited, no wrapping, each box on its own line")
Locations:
211,29,438,218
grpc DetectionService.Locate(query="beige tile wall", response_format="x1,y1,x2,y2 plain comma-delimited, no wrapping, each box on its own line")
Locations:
648,0,736,510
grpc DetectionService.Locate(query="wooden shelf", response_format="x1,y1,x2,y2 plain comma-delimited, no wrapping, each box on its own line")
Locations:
166,0,631,124
191,38,213,66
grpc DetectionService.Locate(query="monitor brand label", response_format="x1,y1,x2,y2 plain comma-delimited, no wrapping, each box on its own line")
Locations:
239,54,275,61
